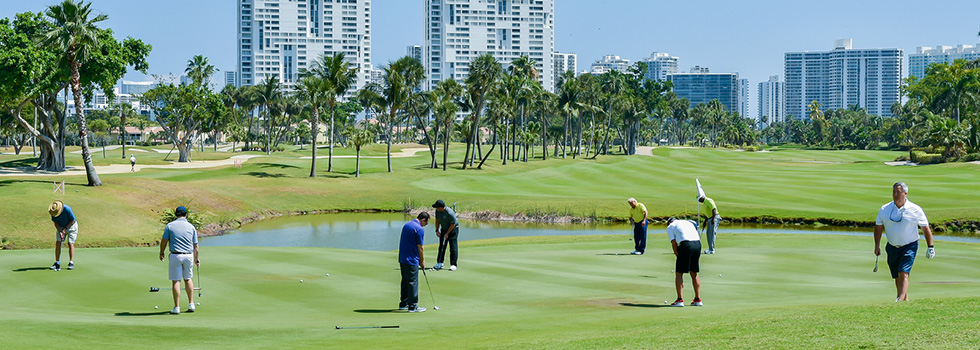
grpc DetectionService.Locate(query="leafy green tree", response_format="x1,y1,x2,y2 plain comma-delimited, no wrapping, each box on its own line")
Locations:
464,54,502,169
184,55,215,89
140,83,221,162
342,126,376,177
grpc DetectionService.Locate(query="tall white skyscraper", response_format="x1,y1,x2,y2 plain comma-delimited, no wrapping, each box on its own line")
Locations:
407,45,423,63
737,78,749,118
640,52,678,82
758,75,785,124
784,39,902,118
908,44,980,79
424,0,555,91
237,0,372,91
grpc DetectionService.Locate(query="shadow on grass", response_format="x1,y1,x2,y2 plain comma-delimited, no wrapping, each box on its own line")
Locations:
0,158,37,167
353,309,397,313
596,253,639,256
11,267,50,272
114,311,173,316
242,172,289,178
0,179,86,188
261,163,300,169
639,275,659,279
619,303,671,308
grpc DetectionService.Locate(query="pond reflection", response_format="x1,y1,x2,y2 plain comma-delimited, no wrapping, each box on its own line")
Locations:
200,213,980,251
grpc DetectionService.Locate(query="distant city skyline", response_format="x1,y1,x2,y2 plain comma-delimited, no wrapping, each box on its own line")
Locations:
2,0,979,117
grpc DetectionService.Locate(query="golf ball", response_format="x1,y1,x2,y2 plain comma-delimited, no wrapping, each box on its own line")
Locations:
664,300,668,304
154,306,158,309
300,279,304,283
671,270,674,273
196,302,200,306
719,274,723,277
325,274,330,276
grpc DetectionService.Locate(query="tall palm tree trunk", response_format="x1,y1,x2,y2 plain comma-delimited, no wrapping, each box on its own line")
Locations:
310,106,319,177
70,60,101,186
328,104,334,172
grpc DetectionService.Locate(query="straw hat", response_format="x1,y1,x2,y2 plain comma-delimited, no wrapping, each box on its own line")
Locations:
48,200,64,217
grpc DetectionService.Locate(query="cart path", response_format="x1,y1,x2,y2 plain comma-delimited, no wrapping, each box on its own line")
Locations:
0,154,264,177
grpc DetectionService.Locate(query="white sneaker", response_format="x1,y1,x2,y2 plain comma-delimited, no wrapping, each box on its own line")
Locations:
409,306,426,313
691,299,703,306
449,265,457,271
187,303,196,313
170,306,180,315
670,300,684,307
433,263,443,270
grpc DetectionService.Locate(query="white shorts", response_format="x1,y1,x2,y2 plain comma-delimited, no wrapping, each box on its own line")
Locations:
168,253,194,281
56,222,78,244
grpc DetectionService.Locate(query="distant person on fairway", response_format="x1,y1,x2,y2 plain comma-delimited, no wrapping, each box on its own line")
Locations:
159,206,199,314
874,182,934,302
627,198,648,255
666,217,702,307
399,212,429,312
432,200,459,270
130,154,136,172
48,200,78,271
699,195,720,254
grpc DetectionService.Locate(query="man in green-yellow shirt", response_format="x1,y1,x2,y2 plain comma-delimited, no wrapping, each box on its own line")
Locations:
699,195,720,254
627,198,648,255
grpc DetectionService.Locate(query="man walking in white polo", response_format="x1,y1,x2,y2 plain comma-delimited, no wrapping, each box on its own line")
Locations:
159,206,199,314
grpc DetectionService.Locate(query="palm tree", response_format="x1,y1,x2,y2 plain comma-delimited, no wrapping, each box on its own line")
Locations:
294,73,328,177
433,79,463,171
342,126,376,177
110,102,136,158
256,75,281,155
43,0,107,186
464,54,503,169
307,53,357,172
184,55,216,89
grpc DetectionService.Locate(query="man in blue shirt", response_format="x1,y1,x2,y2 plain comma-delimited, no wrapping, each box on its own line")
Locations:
48,200,78,271
159,206,200,315
399,212,429,312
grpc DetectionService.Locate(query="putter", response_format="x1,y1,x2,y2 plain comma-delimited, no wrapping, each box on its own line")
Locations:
873,255,879,273
335,325,399,329
420,268,440,310
193,264,202,297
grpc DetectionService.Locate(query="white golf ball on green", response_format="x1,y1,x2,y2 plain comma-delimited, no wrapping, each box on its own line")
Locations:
300,279,304,283
154,306,158,309
718,274,722,277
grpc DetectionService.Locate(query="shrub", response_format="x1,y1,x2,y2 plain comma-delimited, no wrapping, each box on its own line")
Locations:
910,150,944,164
743,145,759,152
958,153,980,162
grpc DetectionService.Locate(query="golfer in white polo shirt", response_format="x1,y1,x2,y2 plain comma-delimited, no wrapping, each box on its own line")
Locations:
873,182,934,302
666,217,703,307
159,206,199,314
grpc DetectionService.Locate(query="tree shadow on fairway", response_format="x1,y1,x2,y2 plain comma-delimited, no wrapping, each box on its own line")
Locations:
11,267,51,272
353,309,397,313
596,253,640,256
114,311,173,316
0,179,86,188
619,303,671,308
261,163,300,169
0,158,38,168
242,171,289,178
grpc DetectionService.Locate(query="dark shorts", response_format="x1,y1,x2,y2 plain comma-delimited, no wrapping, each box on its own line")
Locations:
886,241,917,279
675,240,702,273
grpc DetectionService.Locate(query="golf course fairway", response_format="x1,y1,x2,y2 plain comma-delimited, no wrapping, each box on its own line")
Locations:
2,233,979,349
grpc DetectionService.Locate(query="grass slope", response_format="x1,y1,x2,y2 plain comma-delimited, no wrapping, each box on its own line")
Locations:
2,234,979,349
1,145,978,248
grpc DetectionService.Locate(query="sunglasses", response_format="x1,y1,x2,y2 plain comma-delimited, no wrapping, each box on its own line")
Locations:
889,206,905,222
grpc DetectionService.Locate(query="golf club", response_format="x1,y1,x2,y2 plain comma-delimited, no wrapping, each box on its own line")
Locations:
194,264,202,297
335,325,399,329
420,268,440,310
873,255,879,272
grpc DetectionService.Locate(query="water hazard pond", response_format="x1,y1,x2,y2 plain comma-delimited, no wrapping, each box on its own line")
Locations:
200,213,980,251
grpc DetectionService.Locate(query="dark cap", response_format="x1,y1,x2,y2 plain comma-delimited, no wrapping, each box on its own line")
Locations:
667,217,676,224
432,199,446,208
175,206,188,217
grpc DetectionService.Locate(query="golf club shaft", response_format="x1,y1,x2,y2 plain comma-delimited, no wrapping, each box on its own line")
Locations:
421,268,437,307
336,326,399,329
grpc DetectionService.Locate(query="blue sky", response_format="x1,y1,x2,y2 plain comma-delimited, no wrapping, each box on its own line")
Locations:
2,0,979,114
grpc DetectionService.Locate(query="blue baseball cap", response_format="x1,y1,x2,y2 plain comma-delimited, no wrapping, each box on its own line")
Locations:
175,206,188,216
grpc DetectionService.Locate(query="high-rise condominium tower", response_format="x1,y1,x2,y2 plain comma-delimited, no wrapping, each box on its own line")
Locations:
641,52,679,82
237,0,372,91
758,75,785,124
784,39,902,118
908,44,980,79
424,0,555,91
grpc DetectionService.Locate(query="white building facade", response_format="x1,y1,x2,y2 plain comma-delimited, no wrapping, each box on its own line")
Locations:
737,78,749,118
237,0,372,91
407,45,423,63
784,39,902,118
588,54,630,75
758,75,785,124
424,0,555,91
640,52,678,82
224,71,239,88
908,44,980,79
553,52,577,89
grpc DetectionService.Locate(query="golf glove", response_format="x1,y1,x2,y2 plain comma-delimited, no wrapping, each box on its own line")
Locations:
927,247,935,259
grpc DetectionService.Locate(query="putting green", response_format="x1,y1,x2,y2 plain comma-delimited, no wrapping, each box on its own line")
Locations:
2,234,979,349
